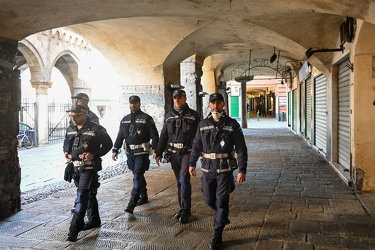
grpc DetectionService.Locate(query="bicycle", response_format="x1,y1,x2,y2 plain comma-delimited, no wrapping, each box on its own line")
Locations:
17,131,34,149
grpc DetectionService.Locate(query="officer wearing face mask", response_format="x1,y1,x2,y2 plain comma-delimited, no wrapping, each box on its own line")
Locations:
189,93,248,249
112,95,159,214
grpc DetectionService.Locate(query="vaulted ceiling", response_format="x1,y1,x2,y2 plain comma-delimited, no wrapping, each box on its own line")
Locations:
1,0,374,85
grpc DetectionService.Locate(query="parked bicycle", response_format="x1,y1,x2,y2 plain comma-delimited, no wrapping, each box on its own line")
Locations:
17,131,34,149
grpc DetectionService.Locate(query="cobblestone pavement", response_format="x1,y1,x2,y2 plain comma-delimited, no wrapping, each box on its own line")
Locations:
2,118,375,249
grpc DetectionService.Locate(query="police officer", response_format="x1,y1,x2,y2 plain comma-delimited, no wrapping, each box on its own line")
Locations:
189,93,247,249
63,105,113,242
70,92,100,214
112,95,159,214
155,89,200,223
71,92,100,124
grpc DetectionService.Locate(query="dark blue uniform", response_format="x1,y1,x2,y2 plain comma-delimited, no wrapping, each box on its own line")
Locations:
189,112,247,229
112,109,159,206
156,104,200,217
63,119,113,233
87,108,100,124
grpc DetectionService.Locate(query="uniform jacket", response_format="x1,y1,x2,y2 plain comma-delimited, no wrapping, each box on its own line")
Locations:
113,109,159,153
189,113,248,174
63,118,113,170
88,108,100,124
156,104,200,157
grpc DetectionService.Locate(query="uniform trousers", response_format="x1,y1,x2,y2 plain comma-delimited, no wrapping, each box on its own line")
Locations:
70,169,99,231
170,153,191,211
127,153,149,204
201,170,235,229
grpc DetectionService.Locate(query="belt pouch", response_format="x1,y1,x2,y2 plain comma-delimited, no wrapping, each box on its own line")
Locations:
219,159,229,169
228,158,238,170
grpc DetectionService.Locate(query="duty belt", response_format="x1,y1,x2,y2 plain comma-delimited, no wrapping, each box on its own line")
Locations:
73,160,93,166
169,142,184,149
202,153,229,159
129,144,144,150
201,167,232,174
80,166,94,170
134,151,150,156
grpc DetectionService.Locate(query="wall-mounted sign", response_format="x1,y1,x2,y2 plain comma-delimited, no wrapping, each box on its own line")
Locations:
231,86,240,96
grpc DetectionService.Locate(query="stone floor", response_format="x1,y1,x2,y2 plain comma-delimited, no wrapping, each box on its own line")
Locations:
2,119,375,249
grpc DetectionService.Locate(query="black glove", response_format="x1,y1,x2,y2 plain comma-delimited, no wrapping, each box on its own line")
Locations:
64,162,74,183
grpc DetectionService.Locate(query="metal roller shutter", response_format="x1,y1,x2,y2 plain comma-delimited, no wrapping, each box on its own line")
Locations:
292,89,297,132
338,58,351,170
314,74,327,154
288,91,292,127
300,81,306,136
306,77,312,140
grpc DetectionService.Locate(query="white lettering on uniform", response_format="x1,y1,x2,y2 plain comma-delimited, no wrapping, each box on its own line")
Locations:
200,125,214,131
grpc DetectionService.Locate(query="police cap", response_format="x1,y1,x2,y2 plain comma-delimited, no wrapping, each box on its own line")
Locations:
173,89,186,98
71,93,89,101
67,105,88,114
129,95,141,103
209,93,225,103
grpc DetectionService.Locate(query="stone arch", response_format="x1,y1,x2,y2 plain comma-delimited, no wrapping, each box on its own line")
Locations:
17,40,45,82
51,51,79,95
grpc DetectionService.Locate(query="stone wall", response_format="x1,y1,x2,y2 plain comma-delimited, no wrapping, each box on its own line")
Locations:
117,85,165,130
0,38,21,218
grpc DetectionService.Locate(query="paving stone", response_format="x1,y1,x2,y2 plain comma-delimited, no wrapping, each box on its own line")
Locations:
2,126,375,249
289,220,320,233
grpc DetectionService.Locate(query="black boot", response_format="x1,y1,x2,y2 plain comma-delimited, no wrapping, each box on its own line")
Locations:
179,209,191,224
82,220,101,230
209,226,224,249
137,195,148,205
174,209,182,221
66,228,79,242
125,202,136,214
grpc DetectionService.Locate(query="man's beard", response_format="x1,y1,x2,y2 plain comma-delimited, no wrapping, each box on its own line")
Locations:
130,107,140,113
211,111,223,121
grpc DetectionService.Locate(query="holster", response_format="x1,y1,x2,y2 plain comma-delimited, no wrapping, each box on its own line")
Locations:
228,158,238,170
124,141,130,153
74,165,85,173
163,151,171,163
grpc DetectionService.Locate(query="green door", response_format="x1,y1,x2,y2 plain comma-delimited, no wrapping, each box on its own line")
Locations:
231,96,239,118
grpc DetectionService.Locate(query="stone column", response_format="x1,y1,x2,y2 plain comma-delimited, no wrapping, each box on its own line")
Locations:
181,58,199,110
240,81,247,128
31,81,52,146
181,57,204,116
0,37,21,218
201,59,216,118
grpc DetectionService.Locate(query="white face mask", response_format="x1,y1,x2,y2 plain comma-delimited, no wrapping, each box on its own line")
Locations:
211,111,223,121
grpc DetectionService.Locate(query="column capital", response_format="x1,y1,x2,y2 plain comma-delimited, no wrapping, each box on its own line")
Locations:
31,81,52,95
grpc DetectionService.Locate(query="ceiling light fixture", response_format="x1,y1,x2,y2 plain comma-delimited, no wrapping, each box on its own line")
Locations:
270,47,277,63
235,50,254,82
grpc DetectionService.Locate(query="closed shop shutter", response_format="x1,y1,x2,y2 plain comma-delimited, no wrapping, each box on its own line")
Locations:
292,89,298,132
300,81,306,136
314,74,327,154
338,58,351,170
306,77,312,140
288,91,292,127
